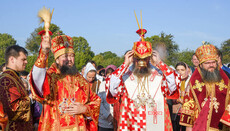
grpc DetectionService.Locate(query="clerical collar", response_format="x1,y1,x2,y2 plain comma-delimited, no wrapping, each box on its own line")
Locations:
6,67,20,77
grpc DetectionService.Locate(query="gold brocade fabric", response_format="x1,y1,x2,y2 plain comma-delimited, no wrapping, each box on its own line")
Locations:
180,80,186,101
30,63,101,131
34,49,48,68
180,80,185,92
61,127,80,131
180,67,230,130
0,69,33,131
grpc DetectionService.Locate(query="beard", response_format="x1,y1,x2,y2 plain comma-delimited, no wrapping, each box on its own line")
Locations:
200,66,222,83
133,64,151,78
57,63,78,76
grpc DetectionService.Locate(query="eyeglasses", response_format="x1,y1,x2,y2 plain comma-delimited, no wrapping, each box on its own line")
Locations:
203,61,216,65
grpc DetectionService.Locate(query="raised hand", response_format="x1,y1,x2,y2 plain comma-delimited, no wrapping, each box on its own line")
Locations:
124,50,134,67
41,35,51,54
151,50,161,66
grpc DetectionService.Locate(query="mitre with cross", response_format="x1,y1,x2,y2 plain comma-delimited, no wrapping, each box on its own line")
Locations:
132,11,152,67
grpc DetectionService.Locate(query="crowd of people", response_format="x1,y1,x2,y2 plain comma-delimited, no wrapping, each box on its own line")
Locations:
0,28,230,131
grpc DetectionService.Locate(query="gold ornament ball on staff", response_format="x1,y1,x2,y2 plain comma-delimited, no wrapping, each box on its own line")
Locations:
38,7,54,36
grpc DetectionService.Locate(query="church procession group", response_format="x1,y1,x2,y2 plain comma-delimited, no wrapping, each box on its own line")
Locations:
0,7,230,131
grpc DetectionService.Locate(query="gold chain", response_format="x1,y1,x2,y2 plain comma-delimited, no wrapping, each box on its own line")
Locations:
137,76,149,95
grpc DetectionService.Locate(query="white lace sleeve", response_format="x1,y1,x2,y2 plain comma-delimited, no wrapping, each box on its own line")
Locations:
32,65,46,95
109,74,121,97
166,73,177,94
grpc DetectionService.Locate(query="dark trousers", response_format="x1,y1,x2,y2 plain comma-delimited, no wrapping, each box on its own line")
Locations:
98,126,114,131
172,113,186,131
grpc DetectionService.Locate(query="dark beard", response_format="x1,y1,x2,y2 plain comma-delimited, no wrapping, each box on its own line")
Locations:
133,64,151,78
57,64,78,76
200,67,222,83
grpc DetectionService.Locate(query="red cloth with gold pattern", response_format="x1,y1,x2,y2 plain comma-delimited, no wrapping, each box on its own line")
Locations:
106,61,180,131
220,93,230,127
0,101,8,130
30,59,101,131
195,44,218,64
30,63,101,131
51,34,74,60
180,67,230,130
0,69,33,131
133,29,152,59
30,32,101,131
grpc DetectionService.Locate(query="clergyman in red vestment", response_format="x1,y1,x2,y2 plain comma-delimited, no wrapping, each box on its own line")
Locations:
0,45,33,131
179,44,230,131
29,32,101,131
106,28,180,131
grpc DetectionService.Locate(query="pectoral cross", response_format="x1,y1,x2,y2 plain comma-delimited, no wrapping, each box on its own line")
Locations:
59,98,68,115
148,102,163,124
213,97,220,113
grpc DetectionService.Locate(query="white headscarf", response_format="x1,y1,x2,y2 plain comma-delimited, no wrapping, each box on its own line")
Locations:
83,62,97,79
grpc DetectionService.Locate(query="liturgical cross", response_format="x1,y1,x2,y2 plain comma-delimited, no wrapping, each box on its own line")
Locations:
148,103,163,124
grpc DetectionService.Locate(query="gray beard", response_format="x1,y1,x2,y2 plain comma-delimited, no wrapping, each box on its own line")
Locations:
200,67,222,83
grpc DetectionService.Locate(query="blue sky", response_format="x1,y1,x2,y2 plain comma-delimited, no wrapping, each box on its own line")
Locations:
1,0,230,56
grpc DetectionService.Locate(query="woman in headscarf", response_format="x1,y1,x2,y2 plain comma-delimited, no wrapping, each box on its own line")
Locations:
172,62,191,131
84,62,101,94
175,62,191,103
98,65,117,131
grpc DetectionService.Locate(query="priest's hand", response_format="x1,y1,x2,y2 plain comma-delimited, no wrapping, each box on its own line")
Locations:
151,50,161,66
65,102,88,115
124,50,134,67
186,127,192,131
41,35,51,54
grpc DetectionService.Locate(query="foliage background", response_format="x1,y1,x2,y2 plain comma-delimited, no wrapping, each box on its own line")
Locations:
1,23,229,72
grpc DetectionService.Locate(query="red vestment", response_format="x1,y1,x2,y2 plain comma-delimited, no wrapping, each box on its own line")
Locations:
180,67,230,130
106,62,180,131
0,101,8,130
30,51,101,131
220,104,230,127
0,69,33,131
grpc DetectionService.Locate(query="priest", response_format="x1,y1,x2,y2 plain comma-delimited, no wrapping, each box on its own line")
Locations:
106,27,180,130
179,44,230,131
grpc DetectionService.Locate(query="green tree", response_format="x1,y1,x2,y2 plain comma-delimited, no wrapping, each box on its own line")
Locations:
25,23,64,55
221,39,230,64
25,54,54,72
72,36,95,70
92,51,124,68
99,51,117,59
176,49,195,67
25,55,37,72
25,24,63,71
0,33,16,64
92,54,104,66
103,57,124,68
203,41,211,45
145,32,179,65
